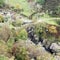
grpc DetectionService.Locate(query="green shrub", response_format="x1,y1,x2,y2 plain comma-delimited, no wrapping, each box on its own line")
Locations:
7,38,14,48
34,22,47,36
12,42,30,60
34,23,60,43
0,15,4,22
15,47,29,60
16,29,28,40
0,40,8,55
12,19,23,27
0,25,11,42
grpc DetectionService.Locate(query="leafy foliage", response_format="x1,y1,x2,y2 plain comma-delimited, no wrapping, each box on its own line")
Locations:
12,42,30,60
0,0,60,60
34,22,60,43
16,29,28,40
0,15,4,22
0,40,8,55
12,19,23,27
0,25,11,42
7,38,14,48
15,47,29,60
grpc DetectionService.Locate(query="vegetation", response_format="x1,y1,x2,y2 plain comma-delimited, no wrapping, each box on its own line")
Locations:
34,22,60,43
0,0,5,7
0,0,60,60
0,55,9,60
16,29,28,40
12,19,23,27
0,14,4,22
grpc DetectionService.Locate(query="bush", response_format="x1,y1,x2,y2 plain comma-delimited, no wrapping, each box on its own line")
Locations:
0,25,12,42
0,14,4,23
0,40,8,55
34,23,60,43
12,19,23,27
15,47,29,60
34,22,47,37
16,29,28,40
7,38,15,48
12,42,30,60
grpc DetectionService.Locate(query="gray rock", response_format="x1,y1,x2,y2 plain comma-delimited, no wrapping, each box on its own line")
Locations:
50,43,60,54
31,58,35,60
